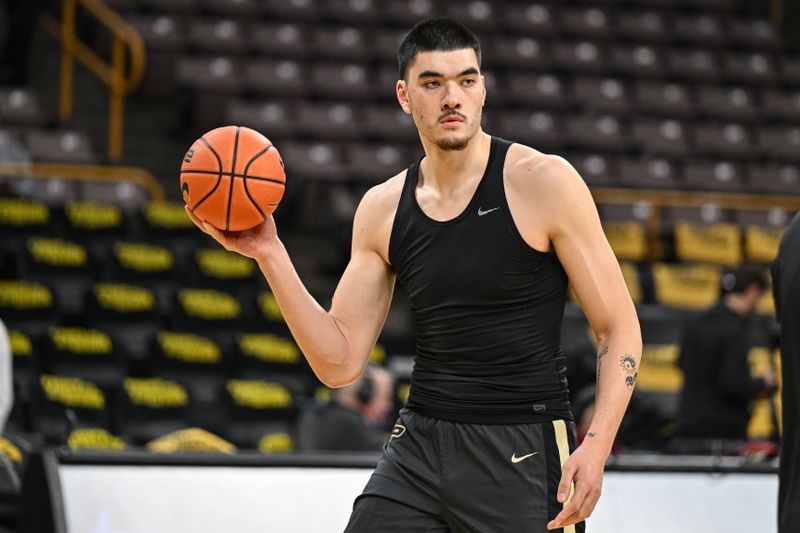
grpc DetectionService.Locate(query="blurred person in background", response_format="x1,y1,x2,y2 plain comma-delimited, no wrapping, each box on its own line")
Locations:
772,213,800,533
673,265,776,452
297,366,394,453
0,319,11,434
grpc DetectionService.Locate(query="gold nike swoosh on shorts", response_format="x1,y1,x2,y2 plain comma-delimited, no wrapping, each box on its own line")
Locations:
511,452,538,463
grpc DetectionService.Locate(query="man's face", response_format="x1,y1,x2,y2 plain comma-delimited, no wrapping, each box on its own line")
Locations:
743,285,767,315
397,48,485,151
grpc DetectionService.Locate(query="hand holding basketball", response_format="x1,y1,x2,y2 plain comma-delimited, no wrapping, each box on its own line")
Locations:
181,125,286,232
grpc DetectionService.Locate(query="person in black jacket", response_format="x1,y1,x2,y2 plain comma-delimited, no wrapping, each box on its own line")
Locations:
674,265,776,448
772,213,800,533
296,366,394,453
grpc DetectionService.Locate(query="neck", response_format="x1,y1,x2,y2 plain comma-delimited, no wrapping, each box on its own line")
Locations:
418,130,491,193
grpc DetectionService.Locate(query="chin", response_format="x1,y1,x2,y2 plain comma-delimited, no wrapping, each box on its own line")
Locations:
434,133,472,151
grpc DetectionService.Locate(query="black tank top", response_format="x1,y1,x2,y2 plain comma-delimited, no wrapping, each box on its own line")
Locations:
388,136,572,424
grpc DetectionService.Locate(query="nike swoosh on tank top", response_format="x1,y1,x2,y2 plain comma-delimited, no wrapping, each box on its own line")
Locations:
388,136,573,424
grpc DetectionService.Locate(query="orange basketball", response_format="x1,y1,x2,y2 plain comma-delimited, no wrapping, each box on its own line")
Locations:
180,125,286,231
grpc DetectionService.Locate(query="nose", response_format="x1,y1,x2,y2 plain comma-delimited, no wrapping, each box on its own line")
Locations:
441,81,461,109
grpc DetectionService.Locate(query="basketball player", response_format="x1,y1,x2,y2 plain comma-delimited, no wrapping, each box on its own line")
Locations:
186,19,641,533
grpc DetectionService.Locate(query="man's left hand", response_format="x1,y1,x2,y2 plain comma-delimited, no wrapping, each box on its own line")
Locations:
546,439,607,530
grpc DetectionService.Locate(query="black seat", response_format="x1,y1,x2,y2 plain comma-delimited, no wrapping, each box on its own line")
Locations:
633,81,695,118
250,22,309,58
311,27,373,62
619,157,682,190
684,159,746,192
0,88,47,127
693,122,754,159
221,378,297,451
31,374,113,444
187,18,249,55
117,376,193,445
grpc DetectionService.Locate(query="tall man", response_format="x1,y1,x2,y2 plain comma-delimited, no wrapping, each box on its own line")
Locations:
186,19,641,532
772,213,800,533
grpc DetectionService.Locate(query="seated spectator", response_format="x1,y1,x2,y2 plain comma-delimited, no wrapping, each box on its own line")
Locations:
297,366,394,453
673,266,776,452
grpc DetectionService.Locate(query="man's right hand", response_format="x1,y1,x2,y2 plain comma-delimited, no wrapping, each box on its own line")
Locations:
185,206,279,260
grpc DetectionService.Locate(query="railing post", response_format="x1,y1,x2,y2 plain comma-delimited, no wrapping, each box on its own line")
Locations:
59,0,77,121
109,35,125,162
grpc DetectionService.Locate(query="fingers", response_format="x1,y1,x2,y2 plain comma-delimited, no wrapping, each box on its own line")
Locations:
547,480,602,530
184,206,210,234
556,460,577,504
184,206,229,248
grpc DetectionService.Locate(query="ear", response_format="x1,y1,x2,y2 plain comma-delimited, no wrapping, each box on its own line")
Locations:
481,75,487,106
397,79,412,114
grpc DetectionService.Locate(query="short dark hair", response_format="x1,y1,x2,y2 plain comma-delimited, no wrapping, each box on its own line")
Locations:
721,265,769,294
397,18,481,80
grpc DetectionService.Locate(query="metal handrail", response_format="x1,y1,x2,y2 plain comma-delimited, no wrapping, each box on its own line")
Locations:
41,0,145,162
0,162,164,203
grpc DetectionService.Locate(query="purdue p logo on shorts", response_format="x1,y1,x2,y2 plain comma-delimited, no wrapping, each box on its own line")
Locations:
390,424,406,440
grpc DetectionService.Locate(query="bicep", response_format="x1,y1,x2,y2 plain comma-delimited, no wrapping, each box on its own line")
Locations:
548,172,638,337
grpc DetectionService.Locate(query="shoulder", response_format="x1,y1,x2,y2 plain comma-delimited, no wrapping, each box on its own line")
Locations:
357,170,406,217
503,143,588,200
352,170,407,257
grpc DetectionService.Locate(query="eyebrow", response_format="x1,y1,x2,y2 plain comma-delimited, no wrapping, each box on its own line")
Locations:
417,67,480,79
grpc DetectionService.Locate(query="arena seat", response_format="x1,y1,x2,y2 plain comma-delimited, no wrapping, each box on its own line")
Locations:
250,22,309,58
652,262,721,310
694,122,754,159
570,153,621,187
499,3,560,36
31,374,113,444
567,114,629,152
177,56,244,93
362,105,418,142
672,13,727,48
170,287,245,331
189,247,259,287
311,27,373,62
632,118,690,157
674,221,742,266
684,159,746,191
757,125,800,161
697,85,759,121
24,130,97,165
296,103,361,140
748,163,800,195
188,18,250,55
346,143,409,183
244,59,306,96
723,51,778,85
221,378,297,450
760,88,800,120
603,220,648,262
109,241,178,283
224,100,297,140
0,89,47,128
617,10,669,43
117,376,193,445
196,0,261,18
552,41,607,74
491,36,551,71
280,141,348,181
574,77,630,114
498,110,565,152
619,157,682,189
633,81,695,117
310,63,372,100
609,44,665,78
667,48,721,82
320,0,381,25
41,327,125,387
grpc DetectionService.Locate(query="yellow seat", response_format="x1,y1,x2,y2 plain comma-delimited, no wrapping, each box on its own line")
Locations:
675,222,742,266
604,221,648,261
652,263,720,309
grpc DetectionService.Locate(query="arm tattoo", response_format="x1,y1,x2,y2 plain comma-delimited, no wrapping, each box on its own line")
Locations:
620,354,638,390
596,346,608,371
587,432,597,438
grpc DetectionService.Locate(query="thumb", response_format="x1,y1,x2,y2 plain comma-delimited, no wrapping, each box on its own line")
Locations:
556,460,576,503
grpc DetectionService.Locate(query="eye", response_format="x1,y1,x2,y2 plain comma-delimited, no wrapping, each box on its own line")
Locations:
424,81,440,89
462,78,476,87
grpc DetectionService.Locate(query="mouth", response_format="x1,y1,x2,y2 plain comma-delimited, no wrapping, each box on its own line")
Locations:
440,115,465,128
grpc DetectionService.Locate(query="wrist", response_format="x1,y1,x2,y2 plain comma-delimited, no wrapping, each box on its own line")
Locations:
254,238,284,268
583,428,615,457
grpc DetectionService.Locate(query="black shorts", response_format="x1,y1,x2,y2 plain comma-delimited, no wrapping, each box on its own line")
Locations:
344,408,586,533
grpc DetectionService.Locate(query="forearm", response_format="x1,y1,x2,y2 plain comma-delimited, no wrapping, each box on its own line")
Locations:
255,240,356,386
586,324,642,455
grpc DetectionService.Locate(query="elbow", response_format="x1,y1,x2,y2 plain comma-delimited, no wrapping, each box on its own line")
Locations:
313,358,362,389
